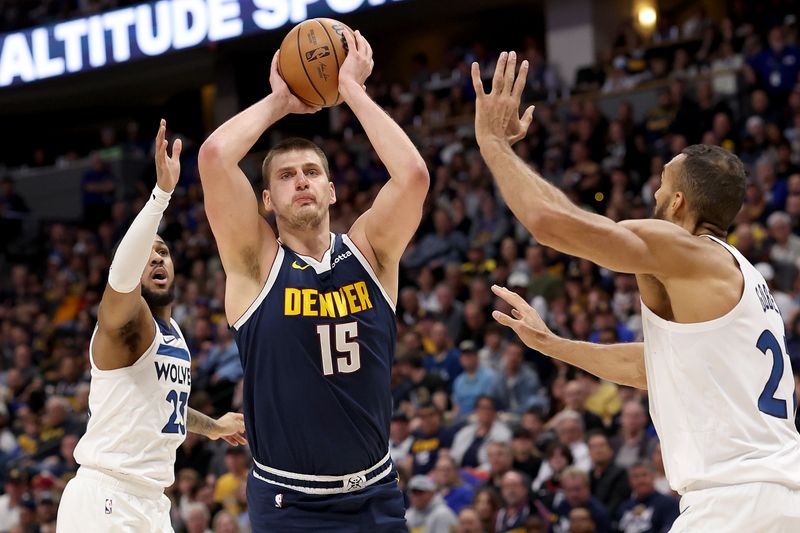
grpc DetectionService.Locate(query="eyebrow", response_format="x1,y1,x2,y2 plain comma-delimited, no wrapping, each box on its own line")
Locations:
275,163,322,173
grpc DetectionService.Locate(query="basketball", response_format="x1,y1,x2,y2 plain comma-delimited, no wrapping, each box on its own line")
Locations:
278,18,354,108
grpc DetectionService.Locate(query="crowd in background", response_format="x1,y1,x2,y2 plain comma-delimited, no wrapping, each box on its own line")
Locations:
2,2,800,532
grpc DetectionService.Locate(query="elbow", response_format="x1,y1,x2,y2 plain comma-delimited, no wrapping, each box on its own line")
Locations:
524,207,558,245
198,137,228,175
414,162,431,190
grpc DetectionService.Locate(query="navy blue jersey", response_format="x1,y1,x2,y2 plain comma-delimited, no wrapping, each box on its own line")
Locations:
233,233,396,476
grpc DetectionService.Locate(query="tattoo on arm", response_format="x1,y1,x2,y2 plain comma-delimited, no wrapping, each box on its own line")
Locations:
187,407,217,437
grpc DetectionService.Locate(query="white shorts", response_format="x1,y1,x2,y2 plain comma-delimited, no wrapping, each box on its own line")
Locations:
56,467,173,533
670,482,800,533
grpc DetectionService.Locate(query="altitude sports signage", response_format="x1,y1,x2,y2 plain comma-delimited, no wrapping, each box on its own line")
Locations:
0,0,405,88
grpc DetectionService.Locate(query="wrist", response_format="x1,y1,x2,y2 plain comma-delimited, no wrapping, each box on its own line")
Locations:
338,80,365,101
152,184,173,199
264,93,290,119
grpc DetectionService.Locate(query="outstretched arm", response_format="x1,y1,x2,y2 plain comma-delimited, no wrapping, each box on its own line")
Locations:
198,53,321,322
491,286,647,389
472,52,701,278
93,121,181,370
342,31,429,269
187,408,247,446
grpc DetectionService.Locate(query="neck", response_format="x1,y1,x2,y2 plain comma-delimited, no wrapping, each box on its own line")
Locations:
278,223,332,261
690,220,726,238
151,306,172,324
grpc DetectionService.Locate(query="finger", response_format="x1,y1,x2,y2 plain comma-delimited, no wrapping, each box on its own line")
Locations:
170,137,182,161
235,433,248,445
271,50,279,71
343,29,356,56
491,284,530,311
520,105,535,132
222,436,237,446
156,119,166,159
503,51,517,95
471,62,485,97
491,51,508,94
512,308,523,319
363,33,373,60
492,310,518,329
356,30,367,56
511,59,529,99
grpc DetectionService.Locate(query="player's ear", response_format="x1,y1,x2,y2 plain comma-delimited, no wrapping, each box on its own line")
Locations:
671,191,686,216
262,189,273,212
329,182,336,206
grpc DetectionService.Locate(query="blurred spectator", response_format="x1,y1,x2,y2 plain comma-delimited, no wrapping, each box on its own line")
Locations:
184,501,212,533
213,447,250,517
403,209,468,269
587,431,630,517
492,342,548,416
510,428,543,481
409,403,452,476
80,154,116,228
452,341,497,419
394,352,449,413
616,461,680,533
432,455,474,514
611,402,657,470
550,467,611,533
0,468,27,531
406,475,458,533
553,411,591,472
425,321,464,387
473,486,502,533
568,506,598,533
456,506,484,533
389,411,413,467
450,396,511,468
198,320,243,413
745,26,800,99
495,470,532,533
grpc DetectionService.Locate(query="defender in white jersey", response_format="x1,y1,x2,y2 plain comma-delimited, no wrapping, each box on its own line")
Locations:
472,53,800,531
57,121,246,533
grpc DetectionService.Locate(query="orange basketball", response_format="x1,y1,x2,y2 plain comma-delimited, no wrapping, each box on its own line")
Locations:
278,18,354,108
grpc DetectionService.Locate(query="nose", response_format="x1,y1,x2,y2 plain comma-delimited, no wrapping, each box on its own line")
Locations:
151,251,164,265
295,172,310,189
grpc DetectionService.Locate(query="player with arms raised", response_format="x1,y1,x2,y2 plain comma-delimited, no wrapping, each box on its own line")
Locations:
473,52,800,532
198,31,429,531
57,121,246,533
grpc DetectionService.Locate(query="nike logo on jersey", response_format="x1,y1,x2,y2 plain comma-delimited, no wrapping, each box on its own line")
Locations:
162,335,176,343
292,261,310,270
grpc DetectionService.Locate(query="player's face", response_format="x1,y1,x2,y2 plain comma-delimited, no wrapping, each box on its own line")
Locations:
263,149,335,231
140,237,175,308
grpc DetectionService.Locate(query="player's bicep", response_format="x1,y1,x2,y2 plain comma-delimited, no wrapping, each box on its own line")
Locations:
197,155,275,276
356,176,427,265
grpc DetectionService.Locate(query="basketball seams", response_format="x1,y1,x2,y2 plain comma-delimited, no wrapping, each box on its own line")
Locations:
296,23,327,106
317,19,342,106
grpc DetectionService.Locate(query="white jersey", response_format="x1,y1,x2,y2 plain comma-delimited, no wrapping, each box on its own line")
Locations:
73,317,191,490
642,235,800,495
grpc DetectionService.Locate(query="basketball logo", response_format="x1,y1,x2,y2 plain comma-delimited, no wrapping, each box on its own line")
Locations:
274,494,284,508
104,498,113,514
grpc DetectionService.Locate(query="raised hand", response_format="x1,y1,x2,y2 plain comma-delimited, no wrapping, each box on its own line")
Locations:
471,51,535,146
339,29,373,96
155,119,181,193
491,284,555,351
210,412,248,446
269,51,322,115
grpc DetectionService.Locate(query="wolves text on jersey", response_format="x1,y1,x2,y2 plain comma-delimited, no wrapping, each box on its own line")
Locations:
155,360,192,386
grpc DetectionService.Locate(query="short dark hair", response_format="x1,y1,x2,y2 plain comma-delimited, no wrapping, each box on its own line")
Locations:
678,145,746,233
261,137,330,190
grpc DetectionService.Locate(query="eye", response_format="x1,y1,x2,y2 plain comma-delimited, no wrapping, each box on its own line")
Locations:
308,169,318,176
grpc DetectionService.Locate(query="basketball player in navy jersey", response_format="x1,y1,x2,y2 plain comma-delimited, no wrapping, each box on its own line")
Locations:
57,121,246,533
198,31,429,532
472,52,800,531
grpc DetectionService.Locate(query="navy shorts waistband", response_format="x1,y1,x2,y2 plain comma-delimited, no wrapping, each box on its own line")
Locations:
251,451,393,495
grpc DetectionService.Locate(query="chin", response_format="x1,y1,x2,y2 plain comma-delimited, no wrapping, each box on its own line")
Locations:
142,285,175,308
